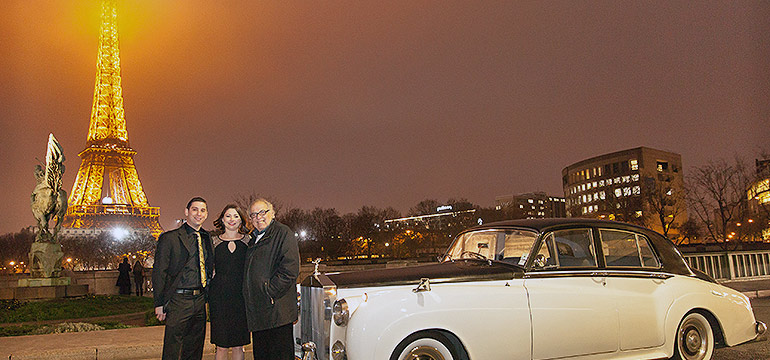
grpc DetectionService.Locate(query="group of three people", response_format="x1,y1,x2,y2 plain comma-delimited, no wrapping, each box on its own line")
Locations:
152,197,300,360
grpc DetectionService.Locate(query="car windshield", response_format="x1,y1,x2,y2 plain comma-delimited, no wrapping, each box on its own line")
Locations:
445,228,539,266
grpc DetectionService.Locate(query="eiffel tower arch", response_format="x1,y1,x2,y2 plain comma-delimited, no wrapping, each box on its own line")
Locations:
62,0,162,238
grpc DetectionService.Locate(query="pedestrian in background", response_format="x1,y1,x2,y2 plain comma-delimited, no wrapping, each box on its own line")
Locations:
116,257,131,295
133,260,145,296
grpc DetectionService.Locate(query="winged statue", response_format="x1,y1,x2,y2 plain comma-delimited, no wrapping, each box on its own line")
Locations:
30,133,68,242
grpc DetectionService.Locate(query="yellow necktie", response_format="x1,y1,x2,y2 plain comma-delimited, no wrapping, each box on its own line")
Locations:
196,232,207,288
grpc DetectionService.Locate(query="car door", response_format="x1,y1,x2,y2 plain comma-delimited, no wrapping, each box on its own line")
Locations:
598,228,667,351
525,228,620,360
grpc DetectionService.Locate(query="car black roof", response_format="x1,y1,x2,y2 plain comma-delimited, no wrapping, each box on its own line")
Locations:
474,218,653,233
462,217,693,276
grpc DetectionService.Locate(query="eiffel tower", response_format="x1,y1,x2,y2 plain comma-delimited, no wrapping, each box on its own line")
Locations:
63,0,162,238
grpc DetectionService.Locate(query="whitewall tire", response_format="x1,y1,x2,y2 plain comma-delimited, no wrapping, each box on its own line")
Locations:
391,331,468,360
673,312,714,360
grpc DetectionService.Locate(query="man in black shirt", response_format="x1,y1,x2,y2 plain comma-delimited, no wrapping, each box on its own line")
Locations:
152,197,214,360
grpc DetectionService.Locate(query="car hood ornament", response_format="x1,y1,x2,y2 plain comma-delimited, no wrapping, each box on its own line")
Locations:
312,258,322,276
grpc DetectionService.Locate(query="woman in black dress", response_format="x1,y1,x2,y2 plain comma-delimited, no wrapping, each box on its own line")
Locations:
210,204,251,360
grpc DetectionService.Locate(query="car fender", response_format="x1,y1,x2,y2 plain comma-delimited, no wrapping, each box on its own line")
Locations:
343,280,530,360
664,276,757,354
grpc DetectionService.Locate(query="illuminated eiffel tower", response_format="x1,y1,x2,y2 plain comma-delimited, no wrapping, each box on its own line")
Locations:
63,0,162,238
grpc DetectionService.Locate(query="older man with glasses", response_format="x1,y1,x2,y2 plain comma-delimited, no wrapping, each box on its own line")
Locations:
243,198,300,360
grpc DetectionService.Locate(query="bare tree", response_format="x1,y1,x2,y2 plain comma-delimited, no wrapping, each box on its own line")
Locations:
408,199,440,216
686,158,753,250
640,176,687,239
231,192,284,216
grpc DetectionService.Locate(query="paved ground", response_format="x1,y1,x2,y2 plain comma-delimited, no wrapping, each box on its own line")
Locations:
1,279,768,360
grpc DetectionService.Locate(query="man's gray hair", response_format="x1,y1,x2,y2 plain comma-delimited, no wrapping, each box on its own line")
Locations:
250,198,274,213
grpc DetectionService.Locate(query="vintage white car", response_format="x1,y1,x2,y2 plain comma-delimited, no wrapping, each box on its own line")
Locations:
295,219,766,360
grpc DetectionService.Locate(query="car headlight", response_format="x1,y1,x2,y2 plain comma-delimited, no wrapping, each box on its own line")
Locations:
333,298,349,326
332,340,347,360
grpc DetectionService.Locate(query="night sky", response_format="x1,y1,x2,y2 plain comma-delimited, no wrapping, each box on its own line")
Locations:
1,1,768,234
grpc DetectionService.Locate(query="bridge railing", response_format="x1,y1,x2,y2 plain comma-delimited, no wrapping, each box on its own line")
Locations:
683,250,770,280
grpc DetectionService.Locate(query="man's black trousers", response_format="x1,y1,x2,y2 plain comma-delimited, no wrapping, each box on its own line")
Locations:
162,292,206,360
251,323,294,360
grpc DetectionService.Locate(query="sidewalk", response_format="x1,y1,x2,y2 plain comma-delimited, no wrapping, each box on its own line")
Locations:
1,279,768,360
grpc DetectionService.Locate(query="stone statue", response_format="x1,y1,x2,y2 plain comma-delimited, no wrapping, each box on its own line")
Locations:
29,134,68,278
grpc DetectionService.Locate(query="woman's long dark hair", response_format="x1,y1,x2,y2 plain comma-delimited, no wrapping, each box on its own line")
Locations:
213,204,250,234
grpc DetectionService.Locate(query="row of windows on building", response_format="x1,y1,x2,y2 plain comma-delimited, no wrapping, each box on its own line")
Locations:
569,174,640,195
568,159,640,184
569,185,642,209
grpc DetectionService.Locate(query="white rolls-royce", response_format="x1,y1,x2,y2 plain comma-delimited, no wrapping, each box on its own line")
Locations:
295,219,766,360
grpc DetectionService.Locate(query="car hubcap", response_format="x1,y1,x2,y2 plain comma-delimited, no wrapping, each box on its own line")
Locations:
406,345,445,360
679,317,708,360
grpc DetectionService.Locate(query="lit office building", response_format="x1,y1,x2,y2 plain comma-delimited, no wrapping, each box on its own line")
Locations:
562,147,686,238
747,159,770,240
495,192,566,219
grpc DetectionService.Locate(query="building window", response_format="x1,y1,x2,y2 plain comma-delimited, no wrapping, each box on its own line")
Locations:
631,174,639,182
622,175,631,183
630,159,638,171
633,186,641,195
599,179,605,187
657,161,668,172
615,188,622,197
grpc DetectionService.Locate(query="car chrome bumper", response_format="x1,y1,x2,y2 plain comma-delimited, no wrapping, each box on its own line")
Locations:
296,341,317,360
756,321,767,335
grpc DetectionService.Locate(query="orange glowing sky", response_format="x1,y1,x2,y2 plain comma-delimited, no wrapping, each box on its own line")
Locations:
1,1,768,233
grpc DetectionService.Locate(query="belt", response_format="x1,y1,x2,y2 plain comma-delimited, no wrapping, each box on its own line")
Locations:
175,288,203,295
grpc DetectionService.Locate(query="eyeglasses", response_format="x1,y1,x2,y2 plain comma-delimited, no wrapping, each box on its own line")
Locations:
249,209,270,219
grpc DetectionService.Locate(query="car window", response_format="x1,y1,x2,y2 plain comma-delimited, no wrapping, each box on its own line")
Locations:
446,229,538,265
532,229,597,269
600,229,660,268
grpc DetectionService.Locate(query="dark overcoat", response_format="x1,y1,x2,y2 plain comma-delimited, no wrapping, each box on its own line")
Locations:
151,226,215,308
243,220,300,331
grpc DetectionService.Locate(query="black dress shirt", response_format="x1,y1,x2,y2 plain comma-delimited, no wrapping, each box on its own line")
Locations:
177,223,209,289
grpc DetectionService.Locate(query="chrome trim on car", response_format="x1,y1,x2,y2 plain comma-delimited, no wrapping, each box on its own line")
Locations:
299,273,336,360
300,342,317,360
333,299,349,326
525,270,675,280
757,321,767,335
412,278,432,293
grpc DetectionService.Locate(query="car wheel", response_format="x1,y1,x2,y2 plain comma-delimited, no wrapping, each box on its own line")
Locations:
391,330,469,360
673,312,714,360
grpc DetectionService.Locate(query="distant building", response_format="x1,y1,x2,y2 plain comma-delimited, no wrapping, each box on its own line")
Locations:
495,192,566,218
562,147,686,238
747,158,770,240
383,205,478,255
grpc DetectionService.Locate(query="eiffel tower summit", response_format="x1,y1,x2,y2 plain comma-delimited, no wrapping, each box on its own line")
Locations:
62,0,162,238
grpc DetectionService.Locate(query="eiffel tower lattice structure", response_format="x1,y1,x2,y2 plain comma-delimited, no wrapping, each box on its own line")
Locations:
63,0,162,238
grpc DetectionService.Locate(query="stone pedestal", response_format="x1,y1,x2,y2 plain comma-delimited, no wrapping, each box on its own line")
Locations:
28,241,64,278
18,276,71,287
